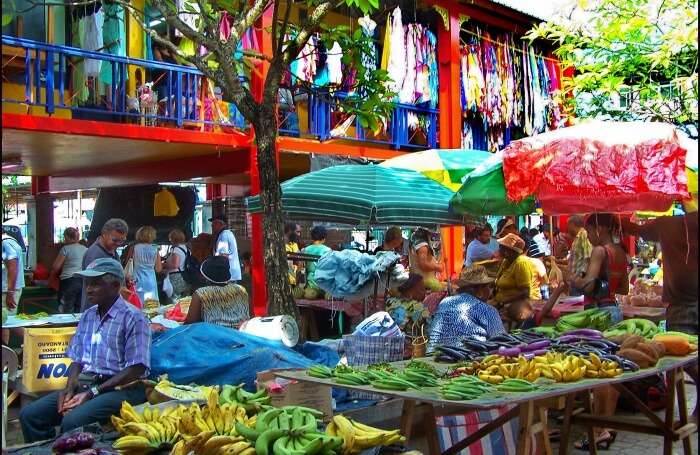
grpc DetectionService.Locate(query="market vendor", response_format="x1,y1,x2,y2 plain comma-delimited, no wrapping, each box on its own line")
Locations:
373,226,404,254
184,256,249,328
408,228,442,282
492,233,541,309
301,226,332,290
20,258,150,443
427,265,504,351
386,273,428,334
464,224,498,267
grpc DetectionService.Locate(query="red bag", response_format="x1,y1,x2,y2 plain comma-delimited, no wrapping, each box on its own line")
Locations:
121,282,142,309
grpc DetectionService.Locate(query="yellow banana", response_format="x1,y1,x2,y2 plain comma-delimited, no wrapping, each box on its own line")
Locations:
112,435,153,450
203,435,244,453
333,415,356,452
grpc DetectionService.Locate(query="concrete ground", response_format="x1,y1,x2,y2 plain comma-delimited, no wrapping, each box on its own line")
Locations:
4,380,698,453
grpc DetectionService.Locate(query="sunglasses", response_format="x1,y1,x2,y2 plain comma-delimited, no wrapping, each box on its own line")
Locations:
107,235,126,245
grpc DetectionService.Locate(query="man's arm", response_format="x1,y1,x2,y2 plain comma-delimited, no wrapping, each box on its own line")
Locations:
97,364,147,393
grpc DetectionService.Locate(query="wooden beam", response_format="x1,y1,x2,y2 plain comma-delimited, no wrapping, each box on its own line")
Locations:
276,137,405,160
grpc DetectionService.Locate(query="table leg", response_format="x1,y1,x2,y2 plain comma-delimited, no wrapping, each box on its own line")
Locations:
676,371,692,455
559,393,575,455
423,403,441,455
581,390,597,455
537,405,553,455
400,400,416,441
516,401,534,455
664,368,678,455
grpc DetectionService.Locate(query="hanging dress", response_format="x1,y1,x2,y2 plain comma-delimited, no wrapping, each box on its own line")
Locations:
133,243,159,305
99,2,127,85
385,7,406,96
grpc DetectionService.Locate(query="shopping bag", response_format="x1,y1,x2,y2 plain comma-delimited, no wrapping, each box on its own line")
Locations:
121,282,142,309
162,274,174,298
342,334,405,400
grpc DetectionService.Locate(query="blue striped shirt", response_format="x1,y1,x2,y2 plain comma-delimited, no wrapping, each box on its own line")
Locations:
67,296,151,376
427,293,505,353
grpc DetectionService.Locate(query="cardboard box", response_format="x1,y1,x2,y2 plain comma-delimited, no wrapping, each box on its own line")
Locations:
256,369,332,421
22,327,77,393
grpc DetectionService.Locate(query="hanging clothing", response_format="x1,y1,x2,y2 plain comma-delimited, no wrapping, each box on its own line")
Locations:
399,24,417,104
380,13,392,71
154,188,180,217
99,2,127,85
81,10,104,78
326,42,344,86
385,7,406,96
359,15,377,77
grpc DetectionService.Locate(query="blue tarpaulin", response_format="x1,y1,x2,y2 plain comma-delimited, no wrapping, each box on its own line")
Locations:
150,323,339,390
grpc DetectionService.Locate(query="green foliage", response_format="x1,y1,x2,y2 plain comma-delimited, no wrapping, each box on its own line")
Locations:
526,0,698,130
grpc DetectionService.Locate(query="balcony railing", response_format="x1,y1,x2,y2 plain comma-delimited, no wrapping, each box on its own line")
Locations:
2,35,438,149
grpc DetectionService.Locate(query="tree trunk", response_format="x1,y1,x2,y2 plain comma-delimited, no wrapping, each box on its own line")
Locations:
252,112,301,331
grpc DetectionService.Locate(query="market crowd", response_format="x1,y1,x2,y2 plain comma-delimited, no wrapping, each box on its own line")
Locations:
4,211,697,449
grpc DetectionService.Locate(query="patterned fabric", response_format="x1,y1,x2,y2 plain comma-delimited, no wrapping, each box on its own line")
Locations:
343,334,405,367
427,293,505,353
569,228,593,277
67,296,151,376
195,284,249,329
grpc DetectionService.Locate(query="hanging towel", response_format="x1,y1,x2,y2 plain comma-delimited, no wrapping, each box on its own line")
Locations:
327,41,344,86
81,10,104,78
154,188,180,217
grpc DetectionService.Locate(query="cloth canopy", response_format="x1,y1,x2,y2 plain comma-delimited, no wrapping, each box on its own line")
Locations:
379,149,492,191
502,121,691,214
246,164,462,226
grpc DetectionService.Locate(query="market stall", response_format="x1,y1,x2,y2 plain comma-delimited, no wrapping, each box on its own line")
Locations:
277,354,697,455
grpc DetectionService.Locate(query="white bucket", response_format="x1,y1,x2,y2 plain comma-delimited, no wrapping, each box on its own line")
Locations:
240,315,299,347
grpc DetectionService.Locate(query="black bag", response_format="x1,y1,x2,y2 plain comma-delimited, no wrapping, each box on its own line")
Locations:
179,246,202,285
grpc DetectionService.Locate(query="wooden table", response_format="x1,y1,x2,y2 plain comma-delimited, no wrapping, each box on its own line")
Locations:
275,354,697,455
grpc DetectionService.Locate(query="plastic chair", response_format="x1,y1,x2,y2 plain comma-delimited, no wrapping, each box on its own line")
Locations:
2,345,19,449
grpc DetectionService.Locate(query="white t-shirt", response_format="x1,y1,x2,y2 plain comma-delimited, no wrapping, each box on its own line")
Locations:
170,244,188,272
214,229,242,281
2,235,25,292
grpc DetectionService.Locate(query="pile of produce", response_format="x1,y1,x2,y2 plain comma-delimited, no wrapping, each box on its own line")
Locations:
327,414,405,454
439,375,495,400
452,352,624,383
653,333,698,355
220,384,271,413
620,280,664,307
604,318,659,339
610,334,666,369
293,285,332,300
133,375,215,404
53,433,116,454
555,308,612,333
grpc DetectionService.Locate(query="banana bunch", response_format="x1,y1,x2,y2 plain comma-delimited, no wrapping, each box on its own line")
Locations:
307,364,334,378
112,410,182,452
219,384,271,414
234,406,331,455
111,401,183,434
472,355,542,384
578,352,624,379
440,376,493,400
174,432,254,455
327,415,405,454
179,390,254,438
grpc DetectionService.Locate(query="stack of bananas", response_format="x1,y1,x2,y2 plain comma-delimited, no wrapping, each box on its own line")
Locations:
235,406,343,455
471,355,543,384
326,415,405,454
111,402,183,452
467,352,623,384
179,389,256,438
219,384,271,414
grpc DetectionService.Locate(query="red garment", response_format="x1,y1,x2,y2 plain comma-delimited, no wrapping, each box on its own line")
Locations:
583,244,627,305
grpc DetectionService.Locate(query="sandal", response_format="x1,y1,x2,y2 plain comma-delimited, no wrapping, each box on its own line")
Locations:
574,431,617,451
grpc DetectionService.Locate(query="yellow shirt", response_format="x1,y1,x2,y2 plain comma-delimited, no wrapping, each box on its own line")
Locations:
495,255,541,303
286,242,299,285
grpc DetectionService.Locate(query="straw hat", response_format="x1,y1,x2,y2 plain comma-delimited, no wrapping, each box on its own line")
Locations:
456,265,495,287
497,233,525,254
496,218,516,238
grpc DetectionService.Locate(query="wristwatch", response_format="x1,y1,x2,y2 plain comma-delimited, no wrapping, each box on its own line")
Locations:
90,386,100,398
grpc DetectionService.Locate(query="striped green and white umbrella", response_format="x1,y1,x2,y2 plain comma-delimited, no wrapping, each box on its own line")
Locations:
246,164,462,226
